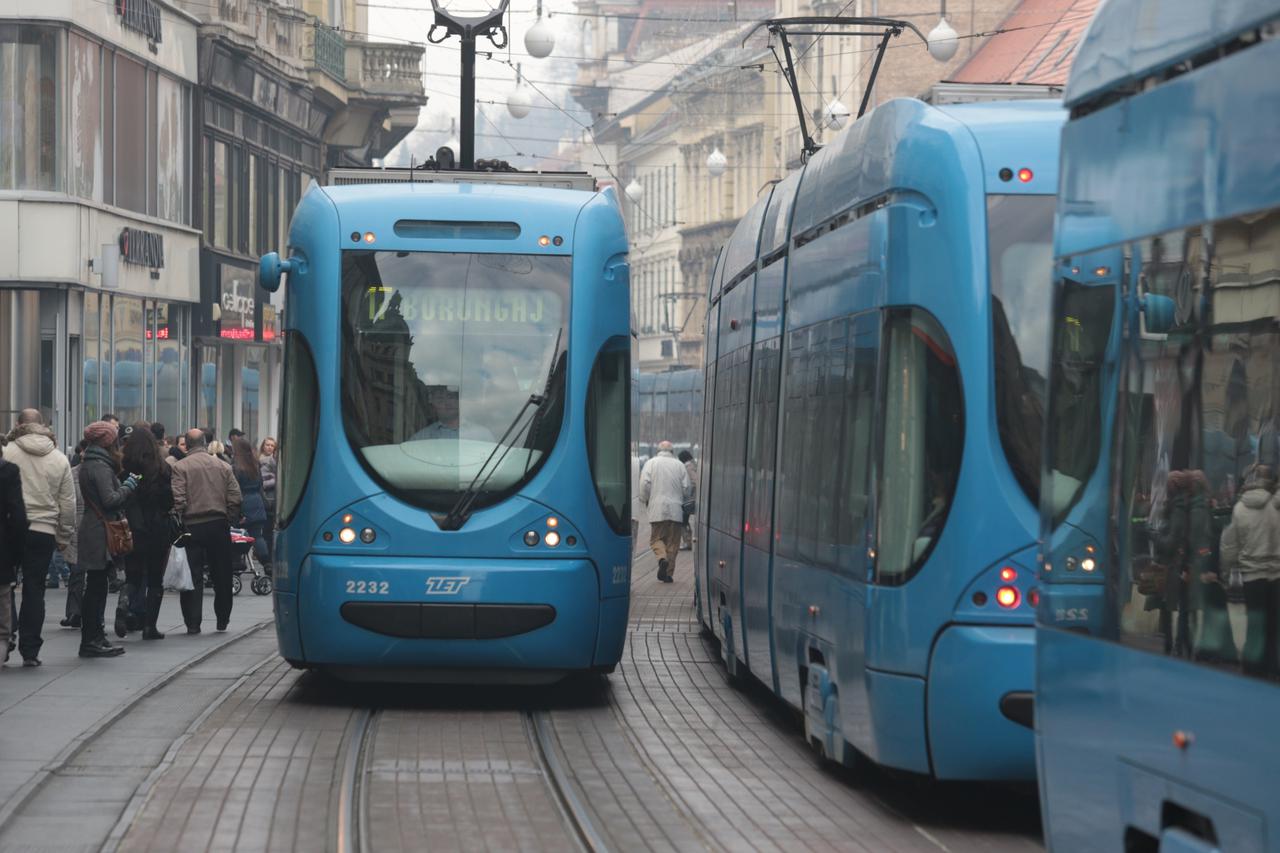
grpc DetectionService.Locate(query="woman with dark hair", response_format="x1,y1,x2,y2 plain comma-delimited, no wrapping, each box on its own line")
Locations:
78,420,138,658
119,422,174,640
231,437,269,564
259,437,277,564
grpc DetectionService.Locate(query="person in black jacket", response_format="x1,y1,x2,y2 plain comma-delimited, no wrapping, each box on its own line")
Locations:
1,458,29,665
119,423,174,640
78,421,139,658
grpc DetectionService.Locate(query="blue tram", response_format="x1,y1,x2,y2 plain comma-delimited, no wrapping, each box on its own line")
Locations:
258,170,632,681
697,98,1064,780
1037,1,1280,849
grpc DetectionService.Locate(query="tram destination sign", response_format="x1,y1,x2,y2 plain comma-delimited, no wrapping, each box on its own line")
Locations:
119,227,165,269
115,0,163,44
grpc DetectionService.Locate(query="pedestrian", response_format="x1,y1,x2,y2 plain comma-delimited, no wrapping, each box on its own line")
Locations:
228,428,245,443
231,437,269,565
630,451,645,545
3,410,76,667
166,433,187,466
60,441,87,630
0,457,28,666
258,437,278,564
78,420,139,658
119,423,174,640
678,450,698,550
150,422,166,443
640,440,692,583
207,439,232,466
172,429,241,633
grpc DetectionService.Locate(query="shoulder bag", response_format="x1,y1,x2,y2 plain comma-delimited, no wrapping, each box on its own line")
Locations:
86,491,134,557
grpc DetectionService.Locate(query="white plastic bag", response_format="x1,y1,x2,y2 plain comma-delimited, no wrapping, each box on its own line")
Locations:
163,546,194,592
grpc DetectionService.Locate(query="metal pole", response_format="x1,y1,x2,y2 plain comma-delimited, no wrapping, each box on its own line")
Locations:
461,30,476,170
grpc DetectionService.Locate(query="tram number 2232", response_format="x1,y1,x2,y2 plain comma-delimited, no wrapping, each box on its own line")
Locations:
346,580,390,595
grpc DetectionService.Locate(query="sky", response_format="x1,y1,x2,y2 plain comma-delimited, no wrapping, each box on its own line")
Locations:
366,0,591,168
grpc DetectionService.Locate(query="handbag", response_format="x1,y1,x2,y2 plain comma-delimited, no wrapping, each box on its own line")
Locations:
86,493,134,557
1136,561,1167,597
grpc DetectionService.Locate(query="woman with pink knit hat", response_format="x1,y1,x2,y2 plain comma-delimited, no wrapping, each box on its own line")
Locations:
77,420,139,658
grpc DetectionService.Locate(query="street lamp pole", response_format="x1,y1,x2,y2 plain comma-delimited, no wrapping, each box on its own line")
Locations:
428,0,511,170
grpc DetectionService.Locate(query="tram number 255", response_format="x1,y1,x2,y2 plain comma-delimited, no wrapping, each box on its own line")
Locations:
1055,607,1090,623
346,580,390,595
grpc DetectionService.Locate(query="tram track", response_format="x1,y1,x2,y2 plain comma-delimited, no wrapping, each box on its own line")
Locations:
526,710,611,853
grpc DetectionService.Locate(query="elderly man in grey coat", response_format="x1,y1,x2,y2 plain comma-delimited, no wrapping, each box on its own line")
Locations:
640,441,692,583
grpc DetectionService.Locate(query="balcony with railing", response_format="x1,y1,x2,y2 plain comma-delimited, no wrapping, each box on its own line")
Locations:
309,20,347,83
349,39,426,101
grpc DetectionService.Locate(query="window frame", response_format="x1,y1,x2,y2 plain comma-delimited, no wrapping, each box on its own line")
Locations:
276,330,319,529
585,335,632,534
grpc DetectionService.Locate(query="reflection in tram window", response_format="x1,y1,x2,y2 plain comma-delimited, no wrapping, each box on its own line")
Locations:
1114,207,1280,680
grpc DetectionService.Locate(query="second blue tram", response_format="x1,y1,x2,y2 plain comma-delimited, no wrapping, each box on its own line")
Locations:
259,171,632,681
697,98,1064,780
1037,1,1280,849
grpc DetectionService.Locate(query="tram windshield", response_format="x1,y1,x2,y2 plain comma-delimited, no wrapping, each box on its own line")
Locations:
988,194,1056,507
340,250,571,513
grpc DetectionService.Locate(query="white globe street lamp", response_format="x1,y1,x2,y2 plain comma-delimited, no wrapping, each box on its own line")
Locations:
507,85,532,118
525,0,556,59
624,179,644,202
706,147,727,178
824,98,851,131
927,16,958,62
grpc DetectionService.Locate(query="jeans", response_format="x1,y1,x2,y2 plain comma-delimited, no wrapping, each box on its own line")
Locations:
81,570,109,646
46,550,69,586
124,535,170,627
17,531,57,660
180,519,233,629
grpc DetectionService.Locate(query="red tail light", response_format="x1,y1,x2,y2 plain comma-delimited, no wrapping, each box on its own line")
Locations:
999,566,1017,582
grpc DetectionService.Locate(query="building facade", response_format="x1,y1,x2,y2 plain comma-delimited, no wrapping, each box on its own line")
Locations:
0,0,201,446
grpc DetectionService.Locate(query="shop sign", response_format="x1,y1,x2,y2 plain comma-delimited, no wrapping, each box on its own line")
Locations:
115,0,163,44
220,265,257,340
119,227,165,268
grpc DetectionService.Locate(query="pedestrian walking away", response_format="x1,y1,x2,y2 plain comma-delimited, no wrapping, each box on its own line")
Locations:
78,420,140,658
640,440,692,583
3,409,76,667
678,449,698,551
120,423,175,641
172,429,242,634
0,456,29,667
232,437,270,565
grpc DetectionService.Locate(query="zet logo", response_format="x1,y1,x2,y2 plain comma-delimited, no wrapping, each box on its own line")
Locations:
424,576,471,595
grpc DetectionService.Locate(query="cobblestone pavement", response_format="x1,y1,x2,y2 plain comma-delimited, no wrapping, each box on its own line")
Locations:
7,536,1044,852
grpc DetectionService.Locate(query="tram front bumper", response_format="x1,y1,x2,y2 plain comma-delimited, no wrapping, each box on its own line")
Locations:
926,624,1036,781
286,554,605,677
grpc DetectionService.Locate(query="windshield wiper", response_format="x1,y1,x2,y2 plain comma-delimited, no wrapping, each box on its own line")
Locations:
437,329,563,531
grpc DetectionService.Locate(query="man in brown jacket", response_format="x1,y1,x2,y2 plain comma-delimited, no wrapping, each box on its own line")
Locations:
172,428,242,633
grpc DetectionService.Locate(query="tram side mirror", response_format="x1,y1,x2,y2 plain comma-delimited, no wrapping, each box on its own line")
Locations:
1140,292,1175,338
258,252,297,293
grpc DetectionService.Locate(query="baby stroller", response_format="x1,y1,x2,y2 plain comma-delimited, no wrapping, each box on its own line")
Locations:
198,528,272,596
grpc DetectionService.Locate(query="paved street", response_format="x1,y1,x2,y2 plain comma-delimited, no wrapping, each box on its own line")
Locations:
0,550,1041,852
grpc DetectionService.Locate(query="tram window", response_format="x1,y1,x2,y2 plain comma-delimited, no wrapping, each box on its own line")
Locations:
876,309,963,583
585,337,630,534
837,313,879,560
744,341,780,551
777,330,808,557
276,331,318,528
338,250,571,513
1111,208,1280,681
988,194,1055,508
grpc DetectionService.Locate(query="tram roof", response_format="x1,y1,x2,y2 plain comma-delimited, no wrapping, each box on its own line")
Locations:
317,180,603,220
1064,0,1280,108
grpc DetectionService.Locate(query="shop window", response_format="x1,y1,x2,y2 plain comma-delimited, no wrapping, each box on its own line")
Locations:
277,332,318,527
876,309,963,583
155,74,187,224
243,346,262,444
84,291,101,425
0,24,60,191
212,139,229,249
69,32,101,201
113,296,144,426
586,337,630,534
155,303,181,434
114,55,146,214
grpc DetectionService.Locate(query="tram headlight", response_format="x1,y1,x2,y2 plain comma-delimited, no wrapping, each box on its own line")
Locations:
545,531,561,547
360,527,376,544
1081,557,1096,572
524,530,540,546
996,586,1020,609
338,527,357,544
999,566,1017,582
546,517,559,529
